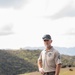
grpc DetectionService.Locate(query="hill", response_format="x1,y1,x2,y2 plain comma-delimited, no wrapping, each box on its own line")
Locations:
0,50,37,75
0,49,75,75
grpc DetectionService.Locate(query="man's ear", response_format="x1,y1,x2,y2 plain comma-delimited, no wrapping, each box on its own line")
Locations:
51,40,52,43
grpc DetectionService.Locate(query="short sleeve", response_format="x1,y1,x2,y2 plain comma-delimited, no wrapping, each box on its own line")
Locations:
38,52,42,62
55,51,62,65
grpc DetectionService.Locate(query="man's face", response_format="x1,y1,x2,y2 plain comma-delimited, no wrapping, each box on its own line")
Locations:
43,39,52,47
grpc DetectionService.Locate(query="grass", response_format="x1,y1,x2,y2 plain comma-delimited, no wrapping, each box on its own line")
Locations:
60,67,75,75
19,67,75,75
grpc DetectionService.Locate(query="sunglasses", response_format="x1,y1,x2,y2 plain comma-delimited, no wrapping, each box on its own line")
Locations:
44,40,49,42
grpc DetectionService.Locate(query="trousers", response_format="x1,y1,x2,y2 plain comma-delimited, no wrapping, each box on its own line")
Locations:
43,71,55,75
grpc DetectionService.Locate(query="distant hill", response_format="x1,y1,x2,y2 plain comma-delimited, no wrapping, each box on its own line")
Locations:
54,47,75,56
24,46,75,56
24,46,44,50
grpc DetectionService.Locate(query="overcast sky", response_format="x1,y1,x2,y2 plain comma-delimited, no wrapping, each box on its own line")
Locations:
0,0,75,49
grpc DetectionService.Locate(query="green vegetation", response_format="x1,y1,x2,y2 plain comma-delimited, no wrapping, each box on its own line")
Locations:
0,49,75,75
61,54,75,67
0,50,37,75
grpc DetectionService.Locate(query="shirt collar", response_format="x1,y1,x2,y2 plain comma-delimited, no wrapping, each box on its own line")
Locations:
44,46,54,52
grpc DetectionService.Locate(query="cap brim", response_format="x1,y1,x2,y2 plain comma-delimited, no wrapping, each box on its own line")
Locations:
43,38,50,40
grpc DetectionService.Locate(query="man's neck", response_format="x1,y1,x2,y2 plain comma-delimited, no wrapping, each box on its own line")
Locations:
46,46,52,51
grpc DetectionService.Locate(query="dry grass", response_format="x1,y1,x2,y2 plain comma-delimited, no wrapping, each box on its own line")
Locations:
60,67,75,75
19,67,75,75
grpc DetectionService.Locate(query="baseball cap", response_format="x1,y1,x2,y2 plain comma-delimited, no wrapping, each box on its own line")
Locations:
42,34,51,40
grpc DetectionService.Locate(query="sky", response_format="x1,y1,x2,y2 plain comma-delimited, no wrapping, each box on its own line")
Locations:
0,0,75,49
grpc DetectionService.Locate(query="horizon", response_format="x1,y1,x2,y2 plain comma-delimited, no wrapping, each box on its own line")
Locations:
0,46,75,50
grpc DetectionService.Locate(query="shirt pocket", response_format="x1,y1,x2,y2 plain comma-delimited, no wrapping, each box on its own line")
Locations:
46,52,55,67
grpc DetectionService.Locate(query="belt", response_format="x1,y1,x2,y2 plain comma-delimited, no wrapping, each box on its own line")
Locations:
44,71,55,74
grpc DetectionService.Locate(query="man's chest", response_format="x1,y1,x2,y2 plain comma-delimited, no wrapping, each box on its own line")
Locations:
42,51,55,61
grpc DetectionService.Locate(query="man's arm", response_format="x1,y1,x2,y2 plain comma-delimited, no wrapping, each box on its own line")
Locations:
38,60,44,74
55,64,61,75
38,52,42,69
38,52,44,74
54,51,62,75
38,60,42,69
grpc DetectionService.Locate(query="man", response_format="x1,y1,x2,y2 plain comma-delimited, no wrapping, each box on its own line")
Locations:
38,34,62,75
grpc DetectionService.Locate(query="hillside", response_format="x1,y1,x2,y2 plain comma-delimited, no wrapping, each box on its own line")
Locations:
0,50,37,75
0,49,75,75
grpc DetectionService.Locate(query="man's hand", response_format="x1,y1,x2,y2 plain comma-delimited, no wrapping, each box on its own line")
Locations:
39,68,44,74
